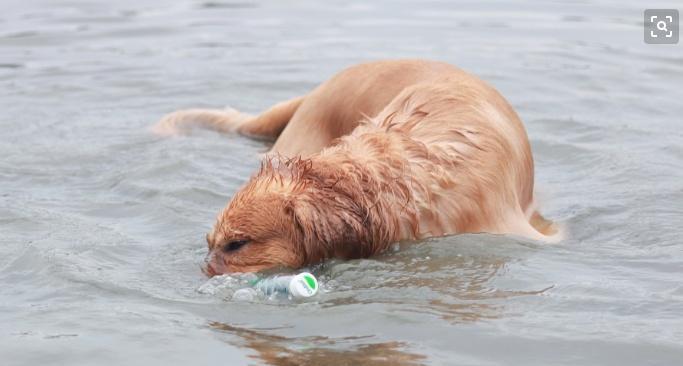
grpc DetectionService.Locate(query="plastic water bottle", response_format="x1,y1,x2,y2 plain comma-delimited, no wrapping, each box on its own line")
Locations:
232,272,318,301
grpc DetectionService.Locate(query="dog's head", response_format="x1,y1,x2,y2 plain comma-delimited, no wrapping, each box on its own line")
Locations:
204,156,382,276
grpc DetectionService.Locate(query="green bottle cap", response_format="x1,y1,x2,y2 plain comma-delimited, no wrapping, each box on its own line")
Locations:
288,272,318,298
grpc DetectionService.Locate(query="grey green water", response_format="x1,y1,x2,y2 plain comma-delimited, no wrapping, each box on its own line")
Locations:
1,0,682,365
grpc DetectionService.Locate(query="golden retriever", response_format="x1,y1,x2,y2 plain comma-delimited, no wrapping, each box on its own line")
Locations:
154,59,560,275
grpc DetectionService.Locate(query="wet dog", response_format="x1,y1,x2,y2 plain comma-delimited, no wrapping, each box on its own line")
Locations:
154,59,560,275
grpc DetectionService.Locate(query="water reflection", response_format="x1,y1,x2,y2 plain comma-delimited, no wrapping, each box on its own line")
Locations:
211,322,426,366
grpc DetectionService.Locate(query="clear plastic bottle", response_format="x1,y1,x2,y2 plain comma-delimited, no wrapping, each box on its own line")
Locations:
232,272,318,301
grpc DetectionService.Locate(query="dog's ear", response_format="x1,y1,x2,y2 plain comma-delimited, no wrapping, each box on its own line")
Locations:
285,188,375,264
282,159,396,264
284,197,331,264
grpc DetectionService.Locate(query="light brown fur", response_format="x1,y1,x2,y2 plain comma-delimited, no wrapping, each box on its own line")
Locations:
154,59,560,275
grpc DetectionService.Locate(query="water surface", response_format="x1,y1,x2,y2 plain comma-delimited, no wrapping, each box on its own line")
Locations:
1,0,682,365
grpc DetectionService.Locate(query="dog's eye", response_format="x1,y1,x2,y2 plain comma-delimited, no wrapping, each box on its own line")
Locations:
224,239,250,252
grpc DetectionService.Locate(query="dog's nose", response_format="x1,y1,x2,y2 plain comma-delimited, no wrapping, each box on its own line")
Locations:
202,251,216,277
202,262,218,277
202,250,227,277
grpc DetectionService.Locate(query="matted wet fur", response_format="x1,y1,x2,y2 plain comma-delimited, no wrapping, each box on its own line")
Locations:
154,59,561,275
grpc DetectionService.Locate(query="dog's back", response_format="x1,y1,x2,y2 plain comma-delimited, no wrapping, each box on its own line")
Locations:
271,60,467,156
322,73,559,240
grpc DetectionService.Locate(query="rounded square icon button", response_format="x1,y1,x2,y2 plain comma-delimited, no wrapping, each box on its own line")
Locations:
644,9,679,44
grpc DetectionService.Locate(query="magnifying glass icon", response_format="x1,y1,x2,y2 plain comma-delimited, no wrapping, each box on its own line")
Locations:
656,20,668,32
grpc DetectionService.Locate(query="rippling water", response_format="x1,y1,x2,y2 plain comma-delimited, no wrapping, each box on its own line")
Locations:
2,0,682,365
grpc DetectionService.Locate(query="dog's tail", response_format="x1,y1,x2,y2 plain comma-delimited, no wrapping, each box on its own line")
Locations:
234,96,305,140
152,96,305,140
528,210,564,243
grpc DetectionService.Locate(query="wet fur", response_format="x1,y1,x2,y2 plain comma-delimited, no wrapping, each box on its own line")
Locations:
155,60,561,274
